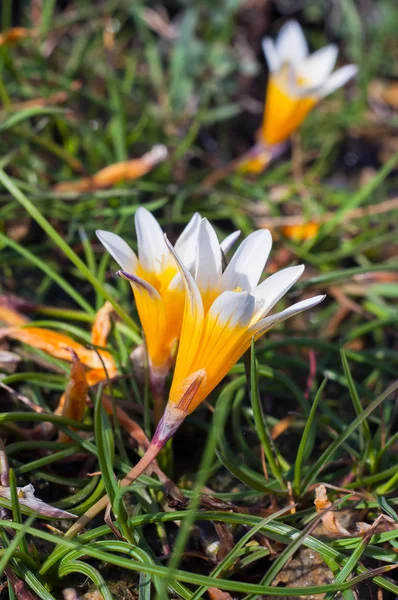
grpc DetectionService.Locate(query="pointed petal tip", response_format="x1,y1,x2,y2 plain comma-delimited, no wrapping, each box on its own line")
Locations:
96,230,137,272
220,230,241,254
262,37,280,72
276,20,308,67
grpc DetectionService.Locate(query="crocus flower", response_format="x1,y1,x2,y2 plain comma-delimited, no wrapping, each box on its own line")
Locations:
65,221,324,540
259,20,358,146
117,220,324,480
97,209,239,400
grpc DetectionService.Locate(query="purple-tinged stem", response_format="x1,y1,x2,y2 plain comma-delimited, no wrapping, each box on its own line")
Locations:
64,406,185,540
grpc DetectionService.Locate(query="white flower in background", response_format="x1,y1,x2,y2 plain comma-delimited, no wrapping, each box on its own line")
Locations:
260,20,358,145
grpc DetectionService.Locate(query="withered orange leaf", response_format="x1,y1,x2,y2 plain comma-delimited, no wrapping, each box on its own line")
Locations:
91,301,114,347
0,27,33,46
314,485,350,536
208,589,233,600
0,305,30,326
53,145,167,193
56,350,89,442
0,325,117,375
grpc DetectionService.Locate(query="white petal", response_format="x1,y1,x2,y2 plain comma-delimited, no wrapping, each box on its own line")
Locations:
299,45,338,87
165,236,204,322
135,207,167,273
275,20,308,68
262,38,281,72
168,272,184,292
195,219,222,292
220,230,241,255
318,64,358,98
209,291,255,329
250,295,326,339
174,212,201,271
252,265,305,322
96,230,138,272
222,229,272,293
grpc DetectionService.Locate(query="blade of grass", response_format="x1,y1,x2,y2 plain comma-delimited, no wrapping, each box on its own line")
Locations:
0,514,36,575
301,381,398,492
8,469,30,557
340,349,373,458
190,504,296,600
58,560,113,600
0,233,94,314
249,340,286,489
294,375,328,495
0,169,140,339
94,386,117,507
5,518,398,596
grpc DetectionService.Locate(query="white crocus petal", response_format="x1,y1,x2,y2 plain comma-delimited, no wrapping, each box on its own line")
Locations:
195,219,222,292
165,236,204,322
96,230,138,273
168,272,184,292
209,291,255,329
299,44,338,87
262,37,281,73
252,265,305,322
318,64,358,98
174,212,201,270
250,295,326,339
220,230,241,255
275,20,308,68
135,207,168,273
222,229,272,293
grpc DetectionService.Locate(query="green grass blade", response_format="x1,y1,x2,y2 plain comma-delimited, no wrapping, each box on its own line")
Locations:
249,340,286,489
340,349,373,454
294,375,328,495
301,381,398,492
0,169,140,338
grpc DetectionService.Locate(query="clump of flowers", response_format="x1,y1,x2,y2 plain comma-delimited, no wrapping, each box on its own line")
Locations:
97,209,239,414
111,219,324,478
67,216,324,538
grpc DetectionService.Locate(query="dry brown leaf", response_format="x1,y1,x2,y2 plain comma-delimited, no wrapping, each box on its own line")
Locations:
0,305,30,326
208,588,233,600
0,27,33,46
369,79,398,110
91,301,114,347
12,83,81,110
4,567,40,600
0,326,117,375
271,415,294,440
53,145,167,193
314,485,350,536
55,350,89,443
